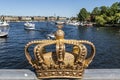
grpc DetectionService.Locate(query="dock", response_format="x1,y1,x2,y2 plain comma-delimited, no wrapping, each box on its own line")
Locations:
0,69,120,80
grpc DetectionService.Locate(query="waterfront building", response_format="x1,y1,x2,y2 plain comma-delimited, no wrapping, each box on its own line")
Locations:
58,17,67,21
48,16,57,21
20,16,32,21
0,15,68,22
3,16,19,22
33,16,46,21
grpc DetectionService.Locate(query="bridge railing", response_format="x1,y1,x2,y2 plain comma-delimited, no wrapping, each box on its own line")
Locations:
0,69,120,80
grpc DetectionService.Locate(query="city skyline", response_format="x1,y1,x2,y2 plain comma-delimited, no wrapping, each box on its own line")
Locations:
0,0,119,17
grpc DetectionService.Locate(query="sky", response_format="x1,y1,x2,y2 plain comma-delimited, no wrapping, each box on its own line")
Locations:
0,0,119,17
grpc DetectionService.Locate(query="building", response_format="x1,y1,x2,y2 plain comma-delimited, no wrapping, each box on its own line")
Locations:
48,16,56,21
20,16,32,21
58,17,67,21
0,16,19,22
33,16,46,21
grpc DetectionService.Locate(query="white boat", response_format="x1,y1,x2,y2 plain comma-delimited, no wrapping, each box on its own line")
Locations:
66,20,80,26
46,33,55,40
0,21,9,26
68,22,80,26
0,31,8,37
0,21,10,37
24,22,35,30
55,21,65,24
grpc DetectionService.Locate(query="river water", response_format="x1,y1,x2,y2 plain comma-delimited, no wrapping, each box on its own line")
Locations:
0,22,120,69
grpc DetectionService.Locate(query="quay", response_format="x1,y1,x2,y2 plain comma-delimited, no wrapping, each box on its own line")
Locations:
0,69,120,80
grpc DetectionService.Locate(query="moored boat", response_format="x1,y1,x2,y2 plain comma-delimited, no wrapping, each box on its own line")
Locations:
46,33,55,40
24,22,35,30
0,21,9,27
66,20,80,26
0,31,8,37
82,22,93,27
0,21,10,38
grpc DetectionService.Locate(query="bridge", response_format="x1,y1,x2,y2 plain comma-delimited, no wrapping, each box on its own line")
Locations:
0,69,120,80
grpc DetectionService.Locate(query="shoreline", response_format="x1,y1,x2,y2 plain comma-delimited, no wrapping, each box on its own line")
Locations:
93,23,120,27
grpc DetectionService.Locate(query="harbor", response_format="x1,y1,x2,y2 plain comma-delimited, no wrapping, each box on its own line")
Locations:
0,22,120,79
0,20,120,80
0,0,119,79
0,22,120,69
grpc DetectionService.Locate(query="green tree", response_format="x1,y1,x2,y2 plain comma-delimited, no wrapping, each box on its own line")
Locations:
100,6,108,15
77,2,120,25
114,13,120,23
91,7,100,22
92,7,100,15
110,2,120,13
109,2,120,23
77,8,89,21
94,2,120,24
106,16,114,24
95,15,106,25
118,2,120,9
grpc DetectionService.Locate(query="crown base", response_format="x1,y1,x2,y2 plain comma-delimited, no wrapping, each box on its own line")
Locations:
36,69,84,79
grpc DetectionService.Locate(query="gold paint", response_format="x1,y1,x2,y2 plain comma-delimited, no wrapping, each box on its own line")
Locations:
24,22,96,79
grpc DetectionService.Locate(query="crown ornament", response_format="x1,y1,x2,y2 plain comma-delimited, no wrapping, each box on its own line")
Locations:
24,22,96,79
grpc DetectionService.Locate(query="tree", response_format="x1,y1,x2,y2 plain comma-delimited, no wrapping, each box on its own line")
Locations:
114,13,120,23
109,2,120,23
100,6,108,15
77,2,120,25
110,2,120,13
91,7,100,22
77,8,89,22
95,15,106,25
94,2,120,24
92,7,100,15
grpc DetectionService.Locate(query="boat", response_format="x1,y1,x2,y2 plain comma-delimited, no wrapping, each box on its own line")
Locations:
55,21,65,24
0,21,9,26
66,20,80,26
68,22,80,26
0,21,10,37
24,22,35,30
82,22,93,27
46,33,55,40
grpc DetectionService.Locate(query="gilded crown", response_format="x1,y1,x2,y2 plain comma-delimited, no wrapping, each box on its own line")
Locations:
25,22,96,79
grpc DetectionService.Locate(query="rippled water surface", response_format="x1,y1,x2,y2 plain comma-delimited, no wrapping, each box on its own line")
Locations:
0,22,120,69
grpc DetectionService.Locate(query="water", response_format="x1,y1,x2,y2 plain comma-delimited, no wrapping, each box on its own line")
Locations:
0,22,120,69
